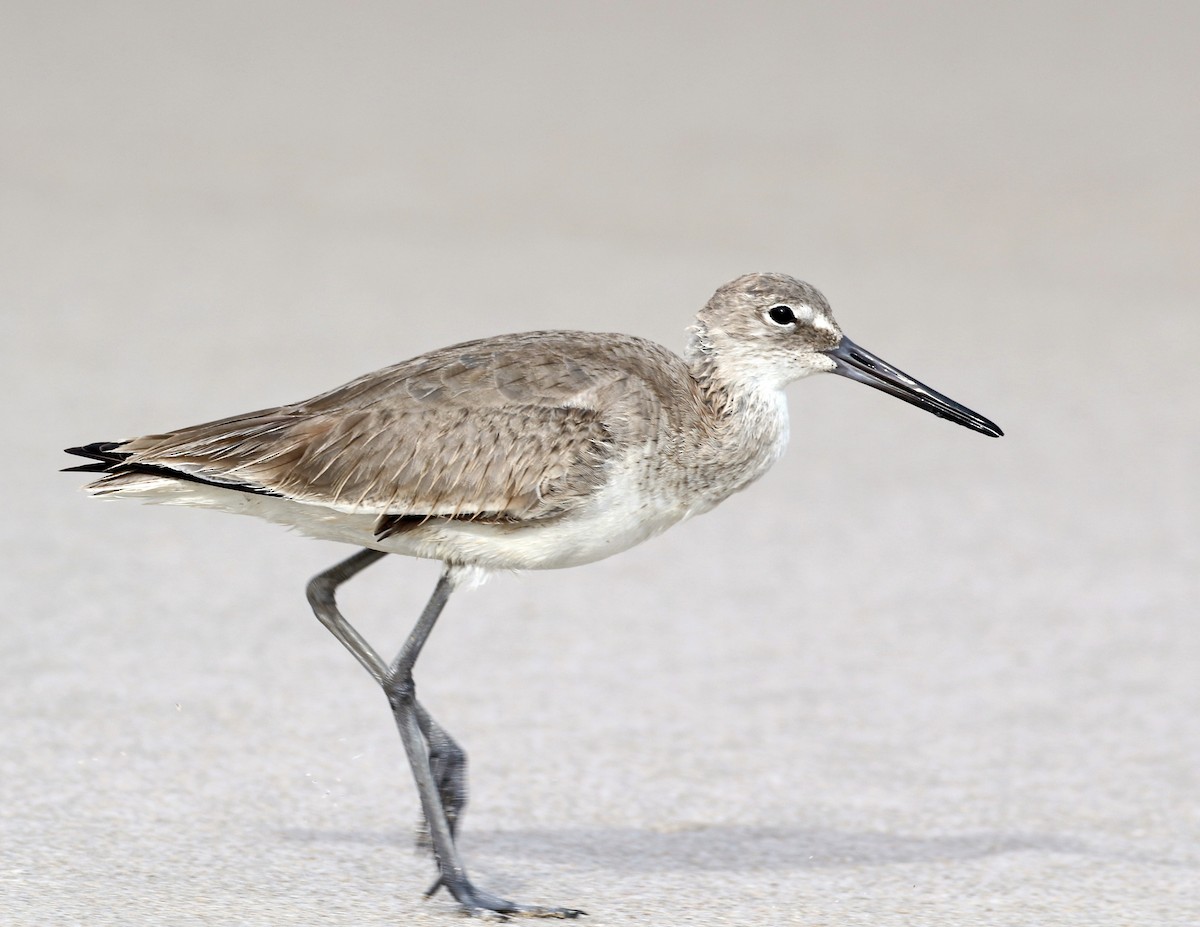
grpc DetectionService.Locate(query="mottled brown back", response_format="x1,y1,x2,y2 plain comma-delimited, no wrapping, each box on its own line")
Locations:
95,331,706,524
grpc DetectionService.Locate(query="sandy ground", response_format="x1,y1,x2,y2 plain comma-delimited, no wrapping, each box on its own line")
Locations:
2,2,1198,925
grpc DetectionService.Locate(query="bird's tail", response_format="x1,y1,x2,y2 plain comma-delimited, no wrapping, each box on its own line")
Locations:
62,441,129,473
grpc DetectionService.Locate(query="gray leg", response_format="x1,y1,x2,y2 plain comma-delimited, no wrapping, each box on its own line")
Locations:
415,703,468,900
415,701,468,846
307,550,470,833
306,551,584,919
308,555,468,837
307,549,389,680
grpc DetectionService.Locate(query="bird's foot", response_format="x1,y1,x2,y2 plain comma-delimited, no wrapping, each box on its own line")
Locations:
430,880,584,920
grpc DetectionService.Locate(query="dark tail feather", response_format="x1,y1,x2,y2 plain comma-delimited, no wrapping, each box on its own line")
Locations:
63,440,283,498
63,441,128,473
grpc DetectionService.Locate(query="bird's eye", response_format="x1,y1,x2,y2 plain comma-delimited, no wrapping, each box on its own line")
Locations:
767,305,796,325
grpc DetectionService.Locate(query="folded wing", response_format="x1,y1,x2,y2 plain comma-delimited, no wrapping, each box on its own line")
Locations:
82,332,684,527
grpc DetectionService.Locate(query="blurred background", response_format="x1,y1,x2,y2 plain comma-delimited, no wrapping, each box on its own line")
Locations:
2,2,1196,925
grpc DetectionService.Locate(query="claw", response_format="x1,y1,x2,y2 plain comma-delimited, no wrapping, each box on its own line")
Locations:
442,883,585,919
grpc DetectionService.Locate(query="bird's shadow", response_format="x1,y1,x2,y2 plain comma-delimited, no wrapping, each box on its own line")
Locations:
280,823,1084,873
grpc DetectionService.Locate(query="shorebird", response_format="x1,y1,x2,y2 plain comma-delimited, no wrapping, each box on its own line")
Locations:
65,273,1002,918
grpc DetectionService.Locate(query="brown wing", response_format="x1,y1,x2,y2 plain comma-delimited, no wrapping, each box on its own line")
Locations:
101,331,695,524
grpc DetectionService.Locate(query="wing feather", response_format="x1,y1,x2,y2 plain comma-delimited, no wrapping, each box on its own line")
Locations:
91,331,696,524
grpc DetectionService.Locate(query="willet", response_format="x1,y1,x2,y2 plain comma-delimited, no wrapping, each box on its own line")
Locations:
65,273,1002,918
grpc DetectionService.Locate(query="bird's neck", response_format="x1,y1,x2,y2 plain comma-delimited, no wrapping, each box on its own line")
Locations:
683,321,792,499
685,318,733,411
685,318,782,415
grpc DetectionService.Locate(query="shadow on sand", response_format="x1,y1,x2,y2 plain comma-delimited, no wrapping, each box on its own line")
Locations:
281,823,1084,872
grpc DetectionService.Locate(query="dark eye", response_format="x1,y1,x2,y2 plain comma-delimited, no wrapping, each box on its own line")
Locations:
767,305,796,325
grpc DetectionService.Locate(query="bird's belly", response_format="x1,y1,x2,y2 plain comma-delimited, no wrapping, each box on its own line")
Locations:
101,456,705,571
382,467,698,570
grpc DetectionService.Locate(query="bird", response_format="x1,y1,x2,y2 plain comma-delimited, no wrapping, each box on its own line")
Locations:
65,272,1002,918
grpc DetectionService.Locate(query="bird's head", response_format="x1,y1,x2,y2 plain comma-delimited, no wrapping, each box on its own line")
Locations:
689,273,1002,437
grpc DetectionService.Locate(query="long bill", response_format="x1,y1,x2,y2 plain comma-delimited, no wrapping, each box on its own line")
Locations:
824,337,1003,437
